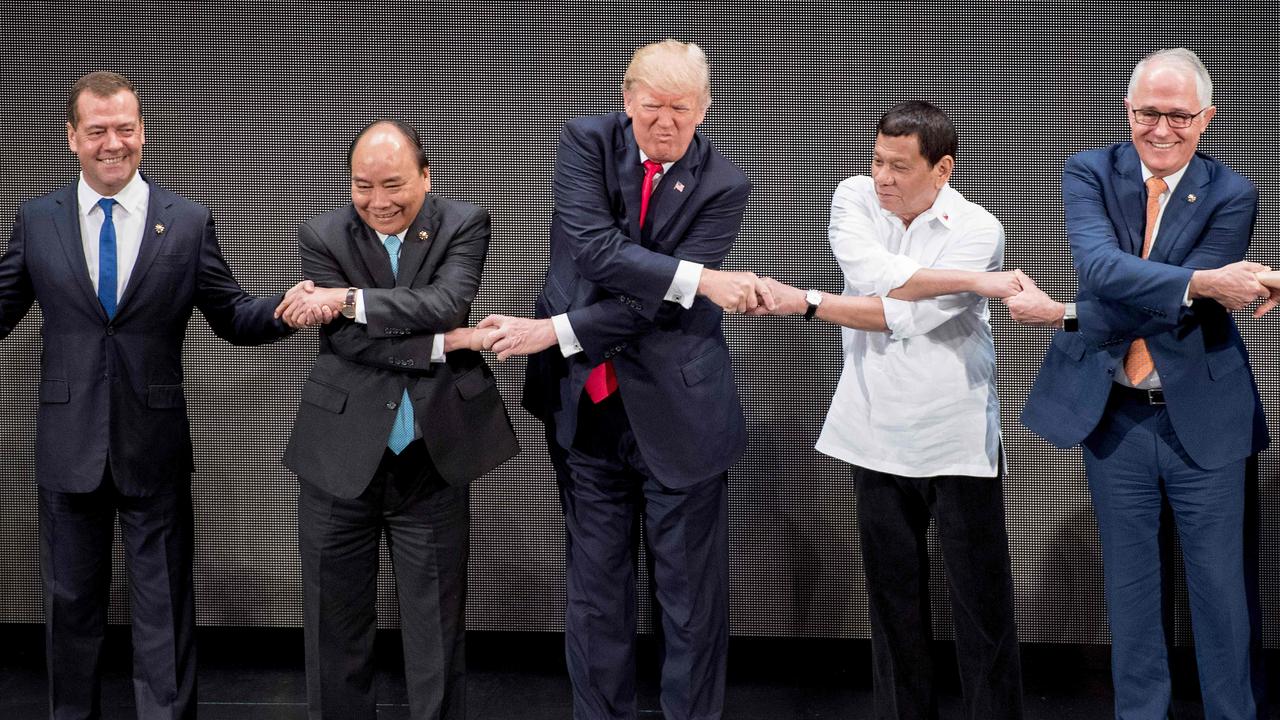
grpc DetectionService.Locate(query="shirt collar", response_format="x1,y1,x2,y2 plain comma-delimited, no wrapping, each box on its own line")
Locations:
638,148,675,174
77,170,147,218
881,183,958,229
1140,161,1189,197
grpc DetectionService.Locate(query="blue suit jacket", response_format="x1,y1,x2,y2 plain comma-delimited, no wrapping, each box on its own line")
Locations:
522,112,751,487
1022,143,1268,469
0,178,289,496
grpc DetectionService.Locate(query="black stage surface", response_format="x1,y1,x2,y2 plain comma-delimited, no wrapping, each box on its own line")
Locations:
2,625,1274,719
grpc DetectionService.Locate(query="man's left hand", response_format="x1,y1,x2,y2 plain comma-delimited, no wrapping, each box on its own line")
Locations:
276,281,344,328
1003,270,1065,327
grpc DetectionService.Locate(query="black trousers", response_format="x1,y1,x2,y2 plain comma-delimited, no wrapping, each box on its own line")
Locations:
299,440,469,720
39,475,197,720
551,394,729,720
854,465,1023,720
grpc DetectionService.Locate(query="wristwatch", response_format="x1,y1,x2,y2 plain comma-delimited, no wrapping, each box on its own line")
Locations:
339,287,358,319
1062,302,1078,332
803,289,823,321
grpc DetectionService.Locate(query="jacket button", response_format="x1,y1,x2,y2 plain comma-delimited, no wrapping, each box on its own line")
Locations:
403,359,415,367
105,326,115,335
386,401,398,410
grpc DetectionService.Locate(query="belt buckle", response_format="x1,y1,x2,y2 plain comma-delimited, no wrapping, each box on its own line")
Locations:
1146,389,1166,405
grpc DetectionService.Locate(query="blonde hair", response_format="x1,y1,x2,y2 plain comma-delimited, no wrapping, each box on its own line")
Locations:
622,40,711,107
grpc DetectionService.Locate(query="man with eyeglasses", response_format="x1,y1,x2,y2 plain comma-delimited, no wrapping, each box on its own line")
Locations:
1013,48,1269,719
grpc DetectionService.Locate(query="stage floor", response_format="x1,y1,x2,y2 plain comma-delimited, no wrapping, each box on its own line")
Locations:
1,625,1271,718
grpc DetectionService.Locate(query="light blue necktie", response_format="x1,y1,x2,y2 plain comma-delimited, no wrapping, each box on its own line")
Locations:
383,234,414,454
97,198,118,318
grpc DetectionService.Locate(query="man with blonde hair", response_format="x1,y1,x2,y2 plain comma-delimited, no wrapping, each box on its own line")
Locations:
481,39,766,719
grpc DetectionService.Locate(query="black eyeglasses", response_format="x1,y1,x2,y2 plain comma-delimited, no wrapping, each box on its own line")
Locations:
1129,106,1209,129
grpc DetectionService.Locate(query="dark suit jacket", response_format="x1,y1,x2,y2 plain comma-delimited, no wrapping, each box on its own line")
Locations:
0,178,290,496
284,195,518,499
1022,143,1268,469
523,112,751,487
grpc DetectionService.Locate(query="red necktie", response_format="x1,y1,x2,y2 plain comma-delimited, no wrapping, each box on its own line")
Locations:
584,159,664,403
1122,176,1169,384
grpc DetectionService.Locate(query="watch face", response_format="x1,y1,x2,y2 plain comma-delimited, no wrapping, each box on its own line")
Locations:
806,289,822,306
340,305,357,319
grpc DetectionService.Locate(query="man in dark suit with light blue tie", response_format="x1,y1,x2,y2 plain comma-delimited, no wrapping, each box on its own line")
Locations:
279,119,519,720
1013,49,1269,719
0,71,304,719
479,40,769,720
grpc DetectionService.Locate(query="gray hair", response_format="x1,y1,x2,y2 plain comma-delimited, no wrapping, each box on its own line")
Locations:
621,39,712,108
1128,48,1213,107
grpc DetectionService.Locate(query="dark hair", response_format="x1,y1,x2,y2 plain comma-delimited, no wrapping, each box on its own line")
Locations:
347,119,430,171
67,71,139,126
876,100,957,165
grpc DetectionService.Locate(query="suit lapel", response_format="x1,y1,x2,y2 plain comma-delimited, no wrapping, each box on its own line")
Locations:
617,121,644,242
1114,145,1146,256
50,185,104,319
1148,155,1209,265
645,136,703,245
116,180,173,316
350,210,397,289
395,196,440,286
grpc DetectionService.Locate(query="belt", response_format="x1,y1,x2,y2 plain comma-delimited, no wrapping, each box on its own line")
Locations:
1113,384,1166,405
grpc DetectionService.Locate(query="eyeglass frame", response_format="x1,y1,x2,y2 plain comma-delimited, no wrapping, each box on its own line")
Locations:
1128,105,1211,129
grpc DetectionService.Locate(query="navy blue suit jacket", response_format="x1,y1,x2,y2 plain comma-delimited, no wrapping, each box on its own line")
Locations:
0,179,289,496
523,112,751,487
1022,143,1268,469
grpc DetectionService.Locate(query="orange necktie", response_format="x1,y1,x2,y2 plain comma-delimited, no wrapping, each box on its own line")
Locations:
1122,175,1169,384
583,159,664,403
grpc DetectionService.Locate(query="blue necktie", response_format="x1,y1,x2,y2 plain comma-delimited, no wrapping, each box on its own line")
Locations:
97,198,118,318
383,234,414,454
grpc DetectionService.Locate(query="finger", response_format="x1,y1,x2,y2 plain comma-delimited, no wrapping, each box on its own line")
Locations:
477,315,504,329
1236,261,1271,273
302,279,316,292
743,286,759,312
756,282,777,311
1254,298,1279,318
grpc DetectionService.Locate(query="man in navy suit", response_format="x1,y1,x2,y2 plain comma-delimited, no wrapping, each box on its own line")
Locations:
0,71,305,719
479,40,769,720
1012,49,1269,719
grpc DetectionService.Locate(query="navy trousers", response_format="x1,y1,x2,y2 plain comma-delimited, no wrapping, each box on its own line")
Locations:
550,393,729,720
39,474,197,720
1083,388,1259,719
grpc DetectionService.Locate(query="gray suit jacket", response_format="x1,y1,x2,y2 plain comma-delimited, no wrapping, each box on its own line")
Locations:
284,194,518,498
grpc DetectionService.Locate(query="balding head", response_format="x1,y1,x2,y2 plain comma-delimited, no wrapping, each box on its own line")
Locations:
349,120,431,235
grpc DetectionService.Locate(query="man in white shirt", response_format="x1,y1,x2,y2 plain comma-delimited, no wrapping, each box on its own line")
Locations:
761,100,1023,720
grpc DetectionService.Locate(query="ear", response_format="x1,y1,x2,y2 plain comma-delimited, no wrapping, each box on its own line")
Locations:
1200,105,1217,129
138,117,146,147
66,121,77,153
622,88,635,119
934,155,954,186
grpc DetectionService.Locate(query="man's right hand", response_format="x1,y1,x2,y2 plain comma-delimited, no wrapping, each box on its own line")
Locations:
697,268,776,314
1189,261,1271,311
969,270,1023,299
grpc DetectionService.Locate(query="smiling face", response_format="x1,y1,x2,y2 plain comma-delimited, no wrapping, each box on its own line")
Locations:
1126,62,1215,178
66,89,145,196
623,82,707,164
350,125,431,236
870,132,952,226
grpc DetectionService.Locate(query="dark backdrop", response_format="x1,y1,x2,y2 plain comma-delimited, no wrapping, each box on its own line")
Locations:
1,1,1276,646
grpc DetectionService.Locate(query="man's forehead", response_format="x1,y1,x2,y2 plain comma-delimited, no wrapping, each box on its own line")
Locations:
874,133,924,160
1131,65,1200,104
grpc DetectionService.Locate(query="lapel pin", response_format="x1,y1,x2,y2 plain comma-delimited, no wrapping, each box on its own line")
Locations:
1186,194,1197,203
418,230,429,241
154,223,166,234
674,181,685,193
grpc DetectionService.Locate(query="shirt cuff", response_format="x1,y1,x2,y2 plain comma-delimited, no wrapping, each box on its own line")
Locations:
551,313,584,357
665,260,702,309
880,296,912,339
877,256,923,297
431,333,446,363
1182,280,1193,307
355,289,367,324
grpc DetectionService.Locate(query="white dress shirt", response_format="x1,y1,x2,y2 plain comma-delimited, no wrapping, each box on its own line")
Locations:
355,229,445,363
552,150,703,357
78,171,150,301
1113,161,1190,390
815,176,1004,478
